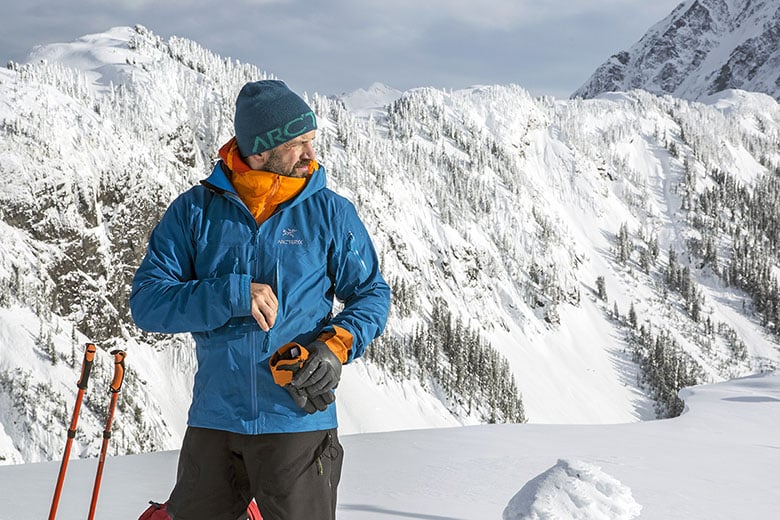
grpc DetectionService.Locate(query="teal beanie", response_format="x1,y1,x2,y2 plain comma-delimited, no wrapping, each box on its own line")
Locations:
234,80,317,157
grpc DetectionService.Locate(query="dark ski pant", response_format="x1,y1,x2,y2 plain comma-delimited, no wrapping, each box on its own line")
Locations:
167,426,343,520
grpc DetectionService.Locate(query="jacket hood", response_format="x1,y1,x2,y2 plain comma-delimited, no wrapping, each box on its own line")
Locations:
201,160,328,212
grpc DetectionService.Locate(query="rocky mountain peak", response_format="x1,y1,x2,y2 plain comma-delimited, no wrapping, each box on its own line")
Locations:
572,0,780,101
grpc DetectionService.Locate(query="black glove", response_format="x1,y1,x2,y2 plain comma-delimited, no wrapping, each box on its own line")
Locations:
291,341,342,400
269,343,316,413
286,385,335,414
303,387,336,413
269,341,341,414
285,383,319,414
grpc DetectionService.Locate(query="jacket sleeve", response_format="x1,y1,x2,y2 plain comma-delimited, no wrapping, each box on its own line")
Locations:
325,203,391,362
129,191,252,334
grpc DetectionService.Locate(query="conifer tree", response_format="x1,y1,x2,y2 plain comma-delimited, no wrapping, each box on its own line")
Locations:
596,276,608,302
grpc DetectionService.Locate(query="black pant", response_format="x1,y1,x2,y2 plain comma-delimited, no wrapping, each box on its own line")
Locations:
167,427,343,520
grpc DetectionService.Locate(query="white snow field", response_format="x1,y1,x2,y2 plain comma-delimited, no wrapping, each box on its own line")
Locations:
0,371,777,519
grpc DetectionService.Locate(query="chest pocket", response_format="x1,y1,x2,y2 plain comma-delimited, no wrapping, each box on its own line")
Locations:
196,243,253,279
194,195,255,279
194,214,254,279
272,225,327,278
263,222,330,329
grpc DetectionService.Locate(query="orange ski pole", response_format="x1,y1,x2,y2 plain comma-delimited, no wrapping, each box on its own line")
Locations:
48,343,98,520
87,349,126,520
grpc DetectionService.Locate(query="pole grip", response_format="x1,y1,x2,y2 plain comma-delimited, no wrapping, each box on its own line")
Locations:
109,350,126,393
77,343,98,390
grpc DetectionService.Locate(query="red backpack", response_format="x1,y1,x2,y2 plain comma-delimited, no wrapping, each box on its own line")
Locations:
137,502,169,520
139,500,262,520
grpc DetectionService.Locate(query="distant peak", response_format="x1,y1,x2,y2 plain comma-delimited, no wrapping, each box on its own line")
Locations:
340,83,404,114
572,0,780,102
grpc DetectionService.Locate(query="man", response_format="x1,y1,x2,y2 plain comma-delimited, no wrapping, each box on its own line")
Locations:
130,80,391,520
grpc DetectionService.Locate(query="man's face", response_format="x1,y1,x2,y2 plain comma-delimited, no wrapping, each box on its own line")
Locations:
246,130,317,178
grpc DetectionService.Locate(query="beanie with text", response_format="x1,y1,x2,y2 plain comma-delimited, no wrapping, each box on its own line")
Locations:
234,80,317,157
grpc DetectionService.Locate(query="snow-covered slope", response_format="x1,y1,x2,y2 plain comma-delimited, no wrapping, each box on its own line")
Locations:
1,25,779,466
338,81,403,116
1,371,777,519
573,0,780,101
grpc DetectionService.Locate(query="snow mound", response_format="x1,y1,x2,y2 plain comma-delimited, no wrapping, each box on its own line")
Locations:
503,458,642,520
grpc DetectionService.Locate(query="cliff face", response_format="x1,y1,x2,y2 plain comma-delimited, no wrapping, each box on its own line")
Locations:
573,0,780,101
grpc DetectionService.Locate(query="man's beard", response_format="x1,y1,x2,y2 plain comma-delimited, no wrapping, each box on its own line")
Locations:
263,149,309,178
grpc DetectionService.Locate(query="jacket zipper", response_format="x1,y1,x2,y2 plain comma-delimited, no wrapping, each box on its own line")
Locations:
226,196,261,431
275,259,282,328
253,227,264,429
221,183,291,432
347,231,368,273
213,179,286,433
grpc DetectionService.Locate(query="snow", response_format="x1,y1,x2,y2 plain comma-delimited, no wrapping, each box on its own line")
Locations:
1,371,778,519
495,295,653,425
337,360,470,433
503,459,641,520
340,82,403,116
574,0,780,102
3,29,777,453
27,27,144,91
2,23,780,520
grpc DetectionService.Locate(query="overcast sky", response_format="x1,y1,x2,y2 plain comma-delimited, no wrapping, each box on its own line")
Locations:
0,0,684,99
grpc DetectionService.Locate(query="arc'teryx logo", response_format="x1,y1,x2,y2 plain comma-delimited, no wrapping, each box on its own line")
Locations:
252,111,317,154
278,228,303,246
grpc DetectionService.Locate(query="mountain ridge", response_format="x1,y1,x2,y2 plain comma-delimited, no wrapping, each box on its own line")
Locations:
0,24,778,465
572,0,780,101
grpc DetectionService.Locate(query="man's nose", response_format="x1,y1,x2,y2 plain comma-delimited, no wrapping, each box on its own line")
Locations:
301,141,315,159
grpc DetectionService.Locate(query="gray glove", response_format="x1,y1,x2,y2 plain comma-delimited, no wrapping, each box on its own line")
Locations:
291,341,342,402
294,386,336,413
284,384,327,414
286,376,336,414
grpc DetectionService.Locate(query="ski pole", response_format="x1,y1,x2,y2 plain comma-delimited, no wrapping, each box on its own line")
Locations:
87,349,126,520
48,343,98,520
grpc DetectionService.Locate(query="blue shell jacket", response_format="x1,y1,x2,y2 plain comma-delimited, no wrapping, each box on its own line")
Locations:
129,162,390,435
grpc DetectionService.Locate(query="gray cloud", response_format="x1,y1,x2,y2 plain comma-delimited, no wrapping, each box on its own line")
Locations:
0,0,683,98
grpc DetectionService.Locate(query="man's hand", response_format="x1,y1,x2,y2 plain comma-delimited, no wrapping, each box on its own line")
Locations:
269,341,342,414
250,283,277,331
292,341,342,398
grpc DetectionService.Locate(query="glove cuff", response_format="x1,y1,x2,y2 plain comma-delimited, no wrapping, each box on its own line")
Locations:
269,343,310,386
316,325,352,364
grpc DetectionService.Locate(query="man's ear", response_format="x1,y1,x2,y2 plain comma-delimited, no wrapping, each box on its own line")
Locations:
245,152,267,170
